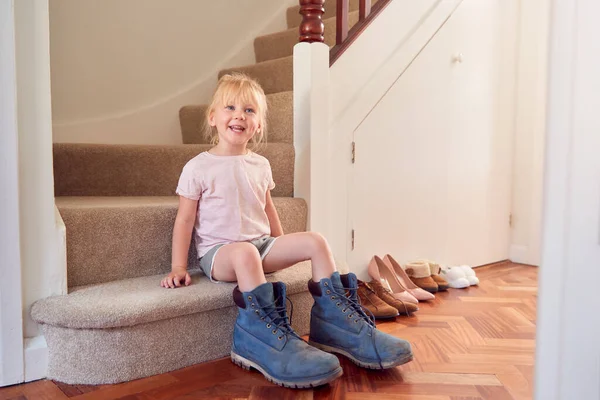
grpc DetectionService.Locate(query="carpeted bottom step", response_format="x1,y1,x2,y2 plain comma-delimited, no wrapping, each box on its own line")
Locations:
31,263,313,384
56,196,308,288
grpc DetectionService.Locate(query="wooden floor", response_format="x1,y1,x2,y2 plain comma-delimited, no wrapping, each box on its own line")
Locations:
0,262,537,400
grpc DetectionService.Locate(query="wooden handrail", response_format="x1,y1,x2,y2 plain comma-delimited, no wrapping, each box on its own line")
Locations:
298,0,392,65
330,0,392,65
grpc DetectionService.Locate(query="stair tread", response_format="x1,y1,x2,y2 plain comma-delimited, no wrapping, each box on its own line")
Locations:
56,195,177,208
56,196,307,288
31,261,312,330
56,195,304,208
54,142,294,198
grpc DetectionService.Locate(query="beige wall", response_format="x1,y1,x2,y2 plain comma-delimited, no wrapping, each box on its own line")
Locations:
50,0,296,144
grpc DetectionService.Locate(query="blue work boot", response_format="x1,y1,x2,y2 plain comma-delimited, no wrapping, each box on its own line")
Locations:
308,272,413,369
231,281,343,388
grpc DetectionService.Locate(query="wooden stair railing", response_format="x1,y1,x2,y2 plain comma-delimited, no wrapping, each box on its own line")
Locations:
299,0,393,66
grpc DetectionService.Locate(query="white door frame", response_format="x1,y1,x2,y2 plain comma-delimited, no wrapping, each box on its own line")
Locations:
0,0,25,387
534,0,600,398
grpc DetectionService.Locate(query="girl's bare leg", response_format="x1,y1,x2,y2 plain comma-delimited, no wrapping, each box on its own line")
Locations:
212,242,289,291
211,242,268,292
262,232,336,282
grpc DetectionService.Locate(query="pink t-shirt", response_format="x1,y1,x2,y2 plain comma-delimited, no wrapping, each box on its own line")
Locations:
176,151,275,258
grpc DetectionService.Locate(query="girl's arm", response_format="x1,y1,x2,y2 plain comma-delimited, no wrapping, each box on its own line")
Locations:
265,190,283,237
161,196,198,288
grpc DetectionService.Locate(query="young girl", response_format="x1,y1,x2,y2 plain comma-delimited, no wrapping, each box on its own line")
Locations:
161,73,412,388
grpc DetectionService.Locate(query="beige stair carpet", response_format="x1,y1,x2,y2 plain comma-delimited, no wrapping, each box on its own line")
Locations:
57,196,307,288
53,143,295,198
36,0,365,385
32,263,313,384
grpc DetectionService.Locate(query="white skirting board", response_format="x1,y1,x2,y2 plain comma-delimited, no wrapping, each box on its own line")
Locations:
509,245,529,264
24,336,48,382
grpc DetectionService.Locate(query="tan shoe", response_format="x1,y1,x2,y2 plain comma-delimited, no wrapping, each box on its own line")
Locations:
357,281,399,319
382,255,436,300
403,261,439,293
367,280,419,316
418,259,449,291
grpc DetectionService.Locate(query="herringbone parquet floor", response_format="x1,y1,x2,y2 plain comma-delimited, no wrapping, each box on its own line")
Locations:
0,262,537,400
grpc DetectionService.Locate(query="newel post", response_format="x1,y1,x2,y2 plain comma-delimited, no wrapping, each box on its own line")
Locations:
298,0,325,43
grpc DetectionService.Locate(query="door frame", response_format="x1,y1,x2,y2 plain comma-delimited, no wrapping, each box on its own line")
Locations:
535,0,600,398
0,0,25,387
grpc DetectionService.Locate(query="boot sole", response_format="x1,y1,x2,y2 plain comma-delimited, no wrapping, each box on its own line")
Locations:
308,341,413,370
230,351,343,389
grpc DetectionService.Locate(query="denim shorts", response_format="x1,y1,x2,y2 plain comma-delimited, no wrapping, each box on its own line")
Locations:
199,236,278,283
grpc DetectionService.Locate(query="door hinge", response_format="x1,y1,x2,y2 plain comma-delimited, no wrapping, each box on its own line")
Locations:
351,142,355,164
351,229,355,250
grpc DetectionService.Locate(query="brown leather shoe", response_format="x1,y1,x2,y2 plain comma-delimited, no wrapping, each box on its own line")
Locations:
404,261,438,293
367,280,419,316
357,281,399,319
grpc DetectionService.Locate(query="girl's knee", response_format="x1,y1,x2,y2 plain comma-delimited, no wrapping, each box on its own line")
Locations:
306,232,330,253
229,242,262,268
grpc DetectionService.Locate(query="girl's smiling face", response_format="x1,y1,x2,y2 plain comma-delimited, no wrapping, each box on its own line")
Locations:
209,100,261,149
205,73,268,153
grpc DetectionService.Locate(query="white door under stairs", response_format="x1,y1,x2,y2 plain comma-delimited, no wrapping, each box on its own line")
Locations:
347,0,518,278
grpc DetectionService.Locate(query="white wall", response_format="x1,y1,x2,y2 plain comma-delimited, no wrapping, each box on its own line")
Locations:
50,0,297,145
0,0,25,387
535,0,600,397
509,0,550,266
325,0,459,263
318,0,519,275
348,0,518,277
15,0,66,342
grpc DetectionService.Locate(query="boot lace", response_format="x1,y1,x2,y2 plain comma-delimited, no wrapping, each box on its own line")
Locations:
259,296,300,342
330,283,384,369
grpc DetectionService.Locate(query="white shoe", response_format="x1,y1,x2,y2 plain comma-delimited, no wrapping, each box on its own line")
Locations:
459,265,479,286
440,266,470,289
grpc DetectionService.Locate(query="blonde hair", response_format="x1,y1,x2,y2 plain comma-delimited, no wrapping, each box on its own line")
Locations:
205,73,268,149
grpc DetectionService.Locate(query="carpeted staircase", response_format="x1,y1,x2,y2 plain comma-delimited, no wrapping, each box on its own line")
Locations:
31,2,365,385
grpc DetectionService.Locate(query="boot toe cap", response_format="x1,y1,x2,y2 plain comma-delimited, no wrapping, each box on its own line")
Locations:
293,344,341,377
378,335,413,365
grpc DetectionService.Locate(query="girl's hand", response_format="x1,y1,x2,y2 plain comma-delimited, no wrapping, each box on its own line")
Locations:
161,267,192,288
